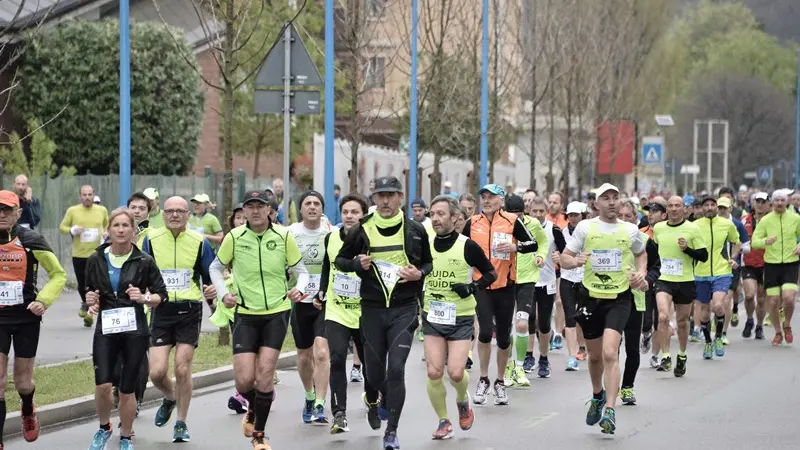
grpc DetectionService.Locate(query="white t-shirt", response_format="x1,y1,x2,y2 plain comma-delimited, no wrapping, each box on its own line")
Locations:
535,220,558,288
289,221,336,302
561,223,584,283
566,217,646,256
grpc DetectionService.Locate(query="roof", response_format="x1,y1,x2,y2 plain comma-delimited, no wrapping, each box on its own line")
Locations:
0,0,94,28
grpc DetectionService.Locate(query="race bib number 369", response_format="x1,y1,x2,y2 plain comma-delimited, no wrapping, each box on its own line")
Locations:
591,249,622,272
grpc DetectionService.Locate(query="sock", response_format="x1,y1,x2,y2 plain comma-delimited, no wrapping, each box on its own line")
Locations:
714,315,725,340
0,399,5,444
239,389,255,410
526,351,533,358
539,355,548,362
450,371,470,403
304,390,315,401
661,351,670,360
593,391,604,400
468,350,473,358
120,436,131,441
100,422,111,431
701,321,712,343
426,378,448,420
314,397,325,408
353,364,361,369
678,350,686,357
494,379,504,386
480,376,490,385
19,388,34,417
253,390,275,432
515,332,529,364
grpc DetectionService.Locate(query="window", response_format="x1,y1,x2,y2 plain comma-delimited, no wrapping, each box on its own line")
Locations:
364,57,385,89
366,0,386,18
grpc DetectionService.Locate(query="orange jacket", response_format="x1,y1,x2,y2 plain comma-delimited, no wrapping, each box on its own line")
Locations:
470,210,517,290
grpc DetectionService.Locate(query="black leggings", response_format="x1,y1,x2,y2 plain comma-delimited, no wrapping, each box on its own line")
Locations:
360,303,418,432
530,286,555,334
559,279,580,328
476,284,515,349
621,308,643,388
643,290,656,332
112,350,149,401
72,257,88,303
326,320,378,415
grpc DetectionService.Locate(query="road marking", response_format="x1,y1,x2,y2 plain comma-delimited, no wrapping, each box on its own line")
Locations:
518,412,559,428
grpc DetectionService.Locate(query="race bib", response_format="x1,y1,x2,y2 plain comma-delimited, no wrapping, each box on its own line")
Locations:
491,232,512,260
591,249,622,272
332,273,360,297
0,281,24,306
428,300,456,325
662,258,683,276
192,227,206,235
101,307,137,335
547,280,557,295
80,228,99,243
375,261,401,289
304,274,321,295
161,269,191,291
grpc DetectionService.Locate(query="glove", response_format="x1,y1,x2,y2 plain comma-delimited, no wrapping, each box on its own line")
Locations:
451,283,476,299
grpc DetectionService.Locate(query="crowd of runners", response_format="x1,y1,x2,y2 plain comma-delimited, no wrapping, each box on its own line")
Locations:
0,176,796,450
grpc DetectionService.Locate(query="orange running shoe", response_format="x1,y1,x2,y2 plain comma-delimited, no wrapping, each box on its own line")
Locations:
457,398,475,431
22,406,40,442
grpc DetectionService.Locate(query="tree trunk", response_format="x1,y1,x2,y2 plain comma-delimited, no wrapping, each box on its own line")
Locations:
432,151,442,197
563,70,574,197
252,131,265,179
546,78,555,193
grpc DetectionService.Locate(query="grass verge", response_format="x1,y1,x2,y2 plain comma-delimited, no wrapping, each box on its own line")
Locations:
4,330,296,413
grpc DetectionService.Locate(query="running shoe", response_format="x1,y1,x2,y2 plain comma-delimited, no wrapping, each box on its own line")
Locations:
251,431,270,450
522,355,535,373
552,334,563,350
273,373,281,385
731,313,739,327
350,366,363,382
640,331,652,354
172,420,190,443
742,318,754,338
585,391,606,426
135,399,142,418
432,419,454,440
566,356,579,371
313,404,328,424
383,431,400,449
457,396,474,430
417,328,424,341
330,411,349,434
599,407,616,434
503,361,514,386
21,406,40,442
493,382,509,405
755,325,765,340
228,393,248,414
620,387,636,405
377,397,389,421
674,354,687,378
784,326,794,344
537,358,551,378
649,355,659,368
119,438,134,450
772,333,784,346
714,337,726,357
473,378,490,405
154,398,176,427
361,393,381,430
548,333,555,351
512,365,529,387
88,428,113,450
691,328,702,342
657,356,672,372
703,342,714,360
242,409,255,437
721,334,729,346
302,399,315,423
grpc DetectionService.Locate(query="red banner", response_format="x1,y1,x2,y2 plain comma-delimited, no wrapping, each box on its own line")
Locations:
595,120,635,175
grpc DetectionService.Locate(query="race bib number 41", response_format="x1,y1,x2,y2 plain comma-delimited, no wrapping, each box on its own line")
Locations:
591,249,622,272
101,307,137,335
0,281,23,306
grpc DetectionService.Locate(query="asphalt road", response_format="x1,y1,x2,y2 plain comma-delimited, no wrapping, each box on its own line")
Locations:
13,315,800,449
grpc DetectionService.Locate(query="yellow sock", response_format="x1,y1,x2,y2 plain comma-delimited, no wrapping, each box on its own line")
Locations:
450,371,470,403
426,378,448,420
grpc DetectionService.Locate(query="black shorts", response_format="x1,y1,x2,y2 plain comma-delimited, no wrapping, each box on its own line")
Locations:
0,322,41,358
232,310,290,354
575,287,632,340
729,267,741,292
763,262,799,290
560,279,581,328
421,312,474,341
291,302,325,350
150,302,203,347
741,266,764,285
93,333,150,394
514,283,535,320
654,280,696,305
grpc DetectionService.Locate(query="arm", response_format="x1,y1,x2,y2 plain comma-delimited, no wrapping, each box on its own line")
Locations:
464,239,497,289
531,221,549,261
417,228,433,276
210,234,235,300
728,223,742,260
319,234,332,297
58,208,73,234
560,222,586,269
102,207,109,230
144,258,167,306
751,216,768,249
683,247,709,263
552,226,567,253
645,239,660,285
197,239,216,286
512,217,538,254
461,218,471,238
285,233,309,293
334,224,369,274
205,216,224,245
32,250,67,307
30,198,42,228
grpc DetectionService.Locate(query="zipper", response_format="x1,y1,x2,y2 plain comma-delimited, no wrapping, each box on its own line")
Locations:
256,235,269,310
172,234,178,302
780,214,784,263
709,220,714,276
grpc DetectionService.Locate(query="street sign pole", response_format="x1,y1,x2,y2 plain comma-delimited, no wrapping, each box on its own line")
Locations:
118,0,131,207
282,23,291,221
324,0,335,220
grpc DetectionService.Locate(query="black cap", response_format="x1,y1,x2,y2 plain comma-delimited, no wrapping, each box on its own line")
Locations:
373,176,403,194
299,190,324,209
504,194,525,213
233,202,244,212
700,195,717,205
411,198,426,208
644,203,666,213
242,190,269,205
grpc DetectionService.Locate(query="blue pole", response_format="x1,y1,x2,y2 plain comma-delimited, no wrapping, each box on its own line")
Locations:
408,0,418,215
118,0,131,207
324,0,335,219
478,0,490,188
795,47,800,189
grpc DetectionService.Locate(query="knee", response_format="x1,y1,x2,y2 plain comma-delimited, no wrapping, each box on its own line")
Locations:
658,312,670,324
174,362,191,382
447,367,465,383
96,383,113,396
477,327,493,344
495,332,511,351
601,346,618,364
296,349,313,366
313,345,329,365
426,365,444,381
587,349,602,363
149,365,168,382
538,318,552,335
514,320,528,334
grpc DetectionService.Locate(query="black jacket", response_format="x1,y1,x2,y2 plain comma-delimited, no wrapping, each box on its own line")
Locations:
334,213,433,308
85,243,168,337
18,197,41,230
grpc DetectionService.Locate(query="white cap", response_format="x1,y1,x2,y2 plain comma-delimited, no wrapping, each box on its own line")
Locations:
444,181,452,188
752,192,768,201
142,187,159,200
739,184,748,193
191,193,211,203
630,197,640,206
566,201,586,215
595,183,620,198
93,195,101,203
368,205,378,214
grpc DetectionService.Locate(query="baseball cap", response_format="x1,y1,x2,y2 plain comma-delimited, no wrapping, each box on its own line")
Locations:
411,198,426,209
717,197,732,208
644,203,666,213
701,195,717,205
93,195,101,204
478,184,505,197
772,188,793,201
504,194,525,213
142,188,159,200
752,192,768,201
242,190,269,205
191,193,211,204
595,183,619,198
566,201,586,215
373,176,403,194
0,190,19,208
444,181,452,188
233,202,244,212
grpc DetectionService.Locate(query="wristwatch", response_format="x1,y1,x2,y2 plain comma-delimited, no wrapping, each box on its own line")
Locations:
144,293,152,305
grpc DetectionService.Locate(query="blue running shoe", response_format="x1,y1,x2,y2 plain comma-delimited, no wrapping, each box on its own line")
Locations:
566,356,579,371
548,333,555,351
119,438,134,450
383,431,400,449
313,404,328,424
172,420,190,443
703,342,714,360
715,337,725,357
537,358,551,378
552,334,563,350
88,428,113,450
154,398,176,427
586,391,606,426
599,408,616,434
302,399,315,423
522,355,535,373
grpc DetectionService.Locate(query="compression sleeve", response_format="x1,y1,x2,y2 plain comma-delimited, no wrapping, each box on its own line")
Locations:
32,250,66,307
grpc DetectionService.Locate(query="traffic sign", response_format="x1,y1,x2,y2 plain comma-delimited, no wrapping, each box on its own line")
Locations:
744,171,757,179
680,164,700,175
758,167,773,183
255,24,323,87
254,90,321,115
655,115,674,127
641,136,664,166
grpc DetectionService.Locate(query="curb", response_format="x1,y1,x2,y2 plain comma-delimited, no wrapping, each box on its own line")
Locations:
4,351,297,438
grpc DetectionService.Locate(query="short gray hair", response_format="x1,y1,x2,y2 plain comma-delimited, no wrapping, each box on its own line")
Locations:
431,195,462,216
620,199,638,214
530,196,547,208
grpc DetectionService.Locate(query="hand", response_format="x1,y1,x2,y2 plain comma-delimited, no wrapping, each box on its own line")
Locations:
357,254,372,271
629,271,645,290
27,301,46,316
576,252,589,267
678,237,688,251
88,304,99,316
126,284,143,303
795,244,800,256
312,294,324,311
729,259,738,270
494,242,516,253
85,289,100,306
398,265,422,281
765,236,777,245
551,251,560,265
72,226,84,236
451,283,475,299
202,284,216,300
24,187,32,202
287,288,304,302
535,256,546,268
222,293,237,308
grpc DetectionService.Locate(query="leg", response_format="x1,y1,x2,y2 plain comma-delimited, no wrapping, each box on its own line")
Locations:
656,292,673,356
291,304,316,396
743,278,756,320
173,343,195,421
675,304,692,353
474,289,495,379
311,306,330,410
72,257,88,305
621,309,642,389
148,345,175,401
118,336,149,438
492,286,516,381
560,280,579,360
424,335,449,421
326,321,350,415
92,334,121,431
352,327,379,404
383,305,417,433
360,307,388,403
0,352,8,445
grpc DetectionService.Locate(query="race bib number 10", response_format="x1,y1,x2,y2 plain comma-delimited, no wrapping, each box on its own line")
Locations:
332,273,360,297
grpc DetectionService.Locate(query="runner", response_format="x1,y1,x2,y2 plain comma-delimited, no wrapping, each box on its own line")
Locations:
289,191,334,425
639,200,666,356
59,184,109,327
189,194,224,246
334,176,433,450
560,183,648,435
460,184,538,407
317,194,378,434
423,196,496,439
0,191,65,449
751,190,800,345
560,201,588,371
143,188,165,229
210,190,309,450
740,192,769,340
85,208,168,450
143,196,217,442
693,196,741,358
717,196,750,344
127,192,153,247
502,195,547,386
